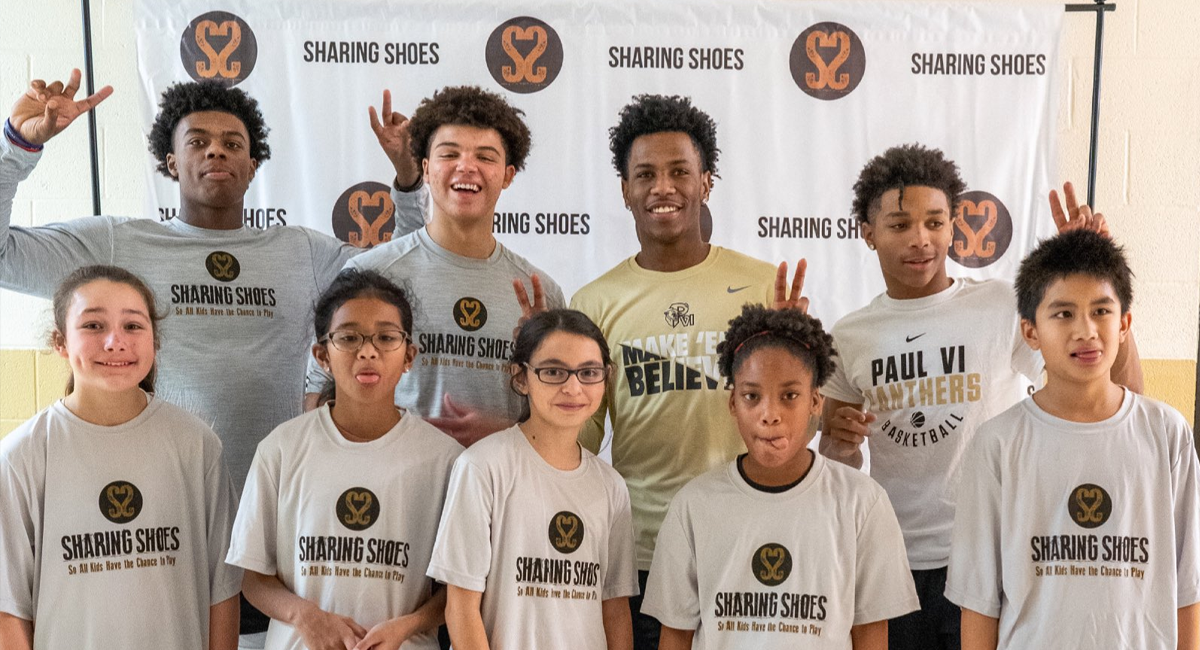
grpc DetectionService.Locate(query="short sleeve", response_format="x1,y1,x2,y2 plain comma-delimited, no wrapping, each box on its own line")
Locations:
821,337,863,405
945,430,1005,617
640,496,700,631
1172,423,1200,607
602,477,639,600
0,452,37,620
204,440,243,604
852,488,919,624
427,457,495,592
225,443,281,575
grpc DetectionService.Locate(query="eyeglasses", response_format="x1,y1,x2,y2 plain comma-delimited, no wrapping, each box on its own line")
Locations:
321,330,409,352
524,363,608,385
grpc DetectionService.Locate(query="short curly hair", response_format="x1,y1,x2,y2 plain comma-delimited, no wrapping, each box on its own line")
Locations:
717,304,837,389
1015,229,1133,323
147,81,271,179
852,143,965,224
407,86,532,172
609,94,720,179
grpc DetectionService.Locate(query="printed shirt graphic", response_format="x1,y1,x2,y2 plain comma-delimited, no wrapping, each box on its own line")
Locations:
821,278,1042,569
428,427,639,650
306,227,565,422
0,397,241,650
227,406,461,650
946,392,1200,649
0,140,425,493
570,246,776,570
643,455,918,649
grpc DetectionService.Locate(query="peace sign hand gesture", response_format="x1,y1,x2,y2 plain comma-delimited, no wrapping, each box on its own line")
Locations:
9,69,112,146
772,259,810,313
367,89,421,189
512,274,548,339
1049,181,1109,238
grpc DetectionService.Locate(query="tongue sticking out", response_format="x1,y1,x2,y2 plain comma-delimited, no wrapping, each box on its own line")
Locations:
356,372,381,385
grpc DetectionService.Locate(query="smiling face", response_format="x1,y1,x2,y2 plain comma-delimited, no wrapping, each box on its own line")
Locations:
423,123,516,228
729,347,822,481
1021,273,1131,389
621,131,712,248
861,185,954,300
514,331,608,433
166,111,257,215
54,280,156,396
313,297,415,406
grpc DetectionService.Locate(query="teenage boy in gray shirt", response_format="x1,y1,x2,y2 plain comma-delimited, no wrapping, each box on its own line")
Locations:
305,86,564,447
0,70,424,641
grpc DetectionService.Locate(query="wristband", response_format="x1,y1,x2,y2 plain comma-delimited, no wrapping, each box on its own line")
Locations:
4,119,44,153
393,174,423,193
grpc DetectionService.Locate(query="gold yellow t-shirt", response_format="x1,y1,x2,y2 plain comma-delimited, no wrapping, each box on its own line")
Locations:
570,246,776,570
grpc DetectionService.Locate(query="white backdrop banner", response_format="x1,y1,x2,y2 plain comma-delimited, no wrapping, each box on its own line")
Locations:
134,0,1061,324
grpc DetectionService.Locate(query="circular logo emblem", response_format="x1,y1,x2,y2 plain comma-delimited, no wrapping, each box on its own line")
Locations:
336,487,381,531
454,297,489,332
949,190,1013,269
98,481,143,524
751,543,792,586
204,251,241,282
332,182,396,249
1068,483,1112,529
909,411,926,428
180,12,258,87
548,511,585,554
485,17,564,94
789,22,866,100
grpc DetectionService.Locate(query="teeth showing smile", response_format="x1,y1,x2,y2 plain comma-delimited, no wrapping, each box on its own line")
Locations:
452,183,481,192
650,205,679,214
98,361,135,367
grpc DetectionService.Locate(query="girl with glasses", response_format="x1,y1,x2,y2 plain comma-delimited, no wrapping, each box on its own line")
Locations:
227,269,462,650
0,265,241,650
429,309,638,649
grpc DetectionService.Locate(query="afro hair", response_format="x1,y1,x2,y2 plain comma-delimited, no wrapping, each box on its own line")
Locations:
147,80,270,179
851,143,965,224
406,85,532,172
717,304,837,388
608,94,720,179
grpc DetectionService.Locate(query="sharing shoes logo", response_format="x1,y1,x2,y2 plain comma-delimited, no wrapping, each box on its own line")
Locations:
331,182,396,249
336,487,381,531
98,481,143,524
751,543,792,586
548,511,585,554
180,12,258,86
1068,483,1112,530
789,22,866,100
485,16,564,93
949,190,1013,269
205,251,241,282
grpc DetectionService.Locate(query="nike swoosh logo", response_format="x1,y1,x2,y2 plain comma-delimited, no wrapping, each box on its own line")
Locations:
905,334,925,343
727,285,751,293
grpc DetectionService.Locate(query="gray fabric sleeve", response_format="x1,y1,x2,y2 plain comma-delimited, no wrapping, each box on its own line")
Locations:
390,183,429,238
0,138,115,298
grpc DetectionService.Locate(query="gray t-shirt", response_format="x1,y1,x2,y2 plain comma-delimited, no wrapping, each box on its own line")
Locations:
305,228,565,422
0,396,242,649
0,138,425,491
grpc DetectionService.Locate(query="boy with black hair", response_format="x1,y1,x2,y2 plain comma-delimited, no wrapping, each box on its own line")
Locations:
0,70,425,644
946,229,1200,649
305,85,564,447
818,143,1142,650
570,94,803,650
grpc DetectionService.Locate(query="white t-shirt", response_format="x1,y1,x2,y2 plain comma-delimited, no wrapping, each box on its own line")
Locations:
643,454,919,649
227,406,462,650
946,391,1200,649
821,278,1042,569
0,396,242,650
428,426,639,650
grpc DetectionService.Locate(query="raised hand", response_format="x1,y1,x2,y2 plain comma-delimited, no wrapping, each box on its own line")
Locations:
1049,182,1109,237
512,274,547,339
368,89,421,188
9,69,112,146
772,259,810,313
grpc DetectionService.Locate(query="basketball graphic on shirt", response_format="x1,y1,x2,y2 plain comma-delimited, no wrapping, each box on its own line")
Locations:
98,480,144,524
336,487,381,531
205,251,241,282
548,511,585,554
454,297,489,332
751,543,792,586
180,11,258,87
910,411,926,428
1068,483,1112,529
